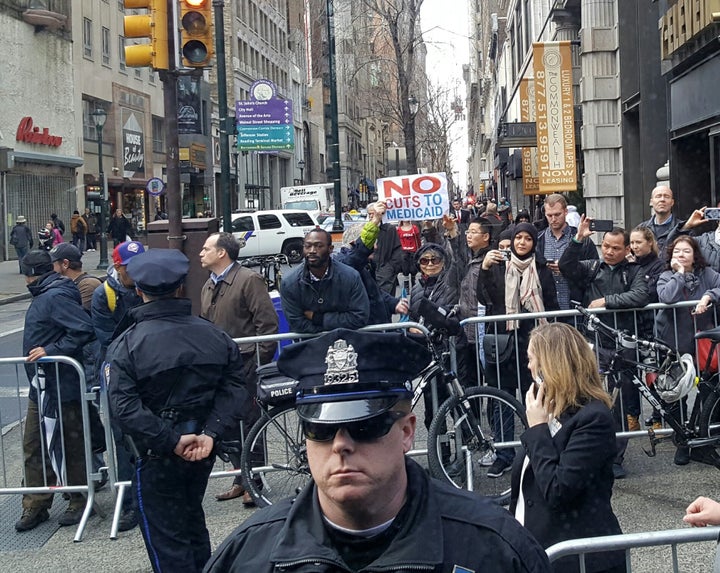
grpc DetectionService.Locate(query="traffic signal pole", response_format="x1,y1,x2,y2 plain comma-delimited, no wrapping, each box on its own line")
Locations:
212,0,232,232
163,0,182,250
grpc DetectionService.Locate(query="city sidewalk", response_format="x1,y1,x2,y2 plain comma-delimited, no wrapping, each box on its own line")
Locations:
0,247,112,306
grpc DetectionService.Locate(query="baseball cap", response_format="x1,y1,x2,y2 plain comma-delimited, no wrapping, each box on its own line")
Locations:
112,241,145,265
277,329,431,424
49,243,82,263
21,250,53,277
126,249,189,296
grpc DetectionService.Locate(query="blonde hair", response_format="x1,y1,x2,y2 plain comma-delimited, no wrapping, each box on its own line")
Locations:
528,322,612,417
631,225,659,256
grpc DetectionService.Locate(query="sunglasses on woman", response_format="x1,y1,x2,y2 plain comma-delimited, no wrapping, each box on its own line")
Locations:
418,256,442,266
301,411,407,442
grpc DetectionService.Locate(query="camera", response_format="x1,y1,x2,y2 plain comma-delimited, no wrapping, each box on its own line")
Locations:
501,249,511,261
705,208,720,220
589,219,614,232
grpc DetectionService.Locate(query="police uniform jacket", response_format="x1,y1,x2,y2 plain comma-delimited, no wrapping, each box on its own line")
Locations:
23,272,95,403
510,399,624,573
200,262,278,362
106,298,248,455
280,259,370,334
204,458,552,573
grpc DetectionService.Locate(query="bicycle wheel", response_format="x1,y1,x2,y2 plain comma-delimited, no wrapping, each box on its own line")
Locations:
698,383,720,462
240,403,311,507
427,386,527,505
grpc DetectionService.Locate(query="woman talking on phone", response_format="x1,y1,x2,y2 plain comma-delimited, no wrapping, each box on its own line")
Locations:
510,322,625,573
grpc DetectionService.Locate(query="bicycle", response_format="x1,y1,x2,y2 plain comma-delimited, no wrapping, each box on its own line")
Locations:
573,303,720,468
240,254,290,292
240,312,528,507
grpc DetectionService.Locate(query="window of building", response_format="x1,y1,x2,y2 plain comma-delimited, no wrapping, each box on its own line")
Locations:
152,117,165,153
83,17,93,59
83,101,98,141
102,27,111,66
119,36,127,71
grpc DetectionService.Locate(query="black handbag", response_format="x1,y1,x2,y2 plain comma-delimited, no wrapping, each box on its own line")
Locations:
483,332,515,364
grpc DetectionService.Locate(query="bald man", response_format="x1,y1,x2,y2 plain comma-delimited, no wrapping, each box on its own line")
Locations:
640,185,678,257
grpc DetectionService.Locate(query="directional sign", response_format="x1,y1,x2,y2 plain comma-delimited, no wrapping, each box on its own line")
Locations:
235,99,295,151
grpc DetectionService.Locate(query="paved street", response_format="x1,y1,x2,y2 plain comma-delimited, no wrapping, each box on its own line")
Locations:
0,249,718,571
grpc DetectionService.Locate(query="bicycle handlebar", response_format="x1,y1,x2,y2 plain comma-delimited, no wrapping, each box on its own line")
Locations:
571,301,674,354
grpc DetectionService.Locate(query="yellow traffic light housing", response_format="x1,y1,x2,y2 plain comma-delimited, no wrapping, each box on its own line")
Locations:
124,0,169,70
180,0,214,68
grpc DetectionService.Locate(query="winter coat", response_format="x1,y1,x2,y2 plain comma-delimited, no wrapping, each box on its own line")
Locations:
656,267,720,355
107,215,133,243
510,400,624,573
10,224,33,249
91,269,143,355
200,262,279,362
70,214,88,236
23,272,95,403
280,259,370,333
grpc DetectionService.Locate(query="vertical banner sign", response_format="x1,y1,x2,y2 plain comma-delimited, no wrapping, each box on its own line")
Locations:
376,172,448,222
177,76,202,134
520,78,540,195
121,109,145,179
533,41,576,192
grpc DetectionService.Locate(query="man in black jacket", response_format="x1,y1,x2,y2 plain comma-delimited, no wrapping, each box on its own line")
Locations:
559,217,650,479
106,249,248,573
9,215,33,273
366,202,404,294
16,250,96,532
204,329,551,573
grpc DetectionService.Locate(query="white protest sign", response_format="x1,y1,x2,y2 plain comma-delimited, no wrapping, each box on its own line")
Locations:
377,172,448,222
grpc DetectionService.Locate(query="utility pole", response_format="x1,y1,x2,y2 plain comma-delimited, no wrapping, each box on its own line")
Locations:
213,0,232,232
326,0,343,232
163,0,182,250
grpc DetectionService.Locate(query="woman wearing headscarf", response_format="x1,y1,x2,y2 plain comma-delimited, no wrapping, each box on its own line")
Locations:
477,222,559,477
511,322,625,573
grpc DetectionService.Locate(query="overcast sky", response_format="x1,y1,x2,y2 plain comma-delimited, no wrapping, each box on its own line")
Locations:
421,0,470,190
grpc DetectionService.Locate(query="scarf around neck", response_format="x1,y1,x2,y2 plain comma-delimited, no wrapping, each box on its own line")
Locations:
504,253,546,330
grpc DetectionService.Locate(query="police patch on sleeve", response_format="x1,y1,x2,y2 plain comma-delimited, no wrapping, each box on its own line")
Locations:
102,361,111,389
452,567,475,573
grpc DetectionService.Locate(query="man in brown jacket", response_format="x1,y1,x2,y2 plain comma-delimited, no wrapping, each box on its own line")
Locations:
199,232,278,505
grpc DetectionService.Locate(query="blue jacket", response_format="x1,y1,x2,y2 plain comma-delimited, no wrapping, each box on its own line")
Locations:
280,259,370,333
91,268,143,354
23,272,95,403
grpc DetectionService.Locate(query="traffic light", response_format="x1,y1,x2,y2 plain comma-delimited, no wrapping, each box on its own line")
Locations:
123,0,169,70
180,0,214,68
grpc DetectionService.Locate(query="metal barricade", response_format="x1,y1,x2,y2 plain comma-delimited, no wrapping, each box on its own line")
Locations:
546,526,720,572
458,301,719,429
0,356,104,542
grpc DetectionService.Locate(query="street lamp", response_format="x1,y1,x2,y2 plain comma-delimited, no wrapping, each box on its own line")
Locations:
297,158,305,184
91,107,109,269
408,95,419,118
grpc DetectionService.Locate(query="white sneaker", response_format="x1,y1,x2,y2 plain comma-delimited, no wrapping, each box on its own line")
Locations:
479,451,497,466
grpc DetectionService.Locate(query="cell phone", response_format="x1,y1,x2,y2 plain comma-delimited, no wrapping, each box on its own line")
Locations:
705,208,720,220
501,249,511,261
589,219,614,232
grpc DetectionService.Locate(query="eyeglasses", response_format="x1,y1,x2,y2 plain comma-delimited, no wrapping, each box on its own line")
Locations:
464,230,487,236
418,256,442,265
302,411,407,443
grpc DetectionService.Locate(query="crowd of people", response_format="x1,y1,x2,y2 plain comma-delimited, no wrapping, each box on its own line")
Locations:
11,184,720,573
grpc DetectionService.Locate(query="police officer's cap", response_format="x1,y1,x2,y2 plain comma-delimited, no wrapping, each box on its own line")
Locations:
126,249,189,296
278,329,431,424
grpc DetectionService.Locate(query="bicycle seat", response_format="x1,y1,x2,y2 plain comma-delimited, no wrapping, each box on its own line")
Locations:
695,326,720,342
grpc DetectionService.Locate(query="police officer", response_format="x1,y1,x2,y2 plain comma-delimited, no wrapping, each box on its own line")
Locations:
106,249,248,573
205,328,551,573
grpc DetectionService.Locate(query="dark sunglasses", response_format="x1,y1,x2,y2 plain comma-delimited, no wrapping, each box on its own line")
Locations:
418,256,442,265
302,411,407,443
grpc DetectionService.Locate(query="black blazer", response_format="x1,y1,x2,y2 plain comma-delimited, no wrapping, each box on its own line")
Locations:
510,399,624,573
